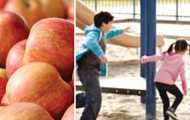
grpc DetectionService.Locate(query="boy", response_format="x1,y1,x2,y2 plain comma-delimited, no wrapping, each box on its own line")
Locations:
76,11,126,120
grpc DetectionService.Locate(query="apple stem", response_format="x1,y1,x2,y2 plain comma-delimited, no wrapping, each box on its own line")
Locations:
22,0,30,8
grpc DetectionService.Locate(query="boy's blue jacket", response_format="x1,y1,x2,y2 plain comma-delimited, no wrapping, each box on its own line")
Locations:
76,25,124,76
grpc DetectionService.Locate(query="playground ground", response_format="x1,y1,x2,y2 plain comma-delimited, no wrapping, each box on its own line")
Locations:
76,23,190,120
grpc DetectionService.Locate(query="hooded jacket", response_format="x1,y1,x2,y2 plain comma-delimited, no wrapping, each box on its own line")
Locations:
76,25,123,76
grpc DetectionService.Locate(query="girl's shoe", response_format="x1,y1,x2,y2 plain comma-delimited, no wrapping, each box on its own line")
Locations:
166,108,178,120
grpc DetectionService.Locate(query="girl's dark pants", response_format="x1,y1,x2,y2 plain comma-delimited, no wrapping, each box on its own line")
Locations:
156,82,183,120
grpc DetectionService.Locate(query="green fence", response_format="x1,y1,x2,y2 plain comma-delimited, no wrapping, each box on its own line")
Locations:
82,0,190,22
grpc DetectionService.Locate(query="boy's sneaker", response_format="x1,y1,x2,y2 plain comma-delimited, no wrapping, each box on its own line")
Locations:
76,92,86,108
166,108,178,120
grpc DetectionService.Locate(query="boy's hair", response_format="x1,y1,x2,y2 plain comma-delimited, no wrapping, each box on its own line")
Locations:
165,39,190,54
94,11,114,28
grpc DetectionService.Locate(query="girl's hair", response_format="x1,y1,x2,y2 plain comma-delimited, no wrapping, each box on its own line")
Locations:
165,39,190,54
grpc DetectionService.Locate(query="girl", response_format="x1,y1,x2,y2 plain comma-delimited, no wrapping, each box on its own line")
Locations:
141,39,189,120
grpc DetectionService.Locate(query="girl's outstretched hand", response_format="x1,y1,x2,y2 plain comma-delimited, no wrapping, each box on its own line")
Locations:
141,55,148,64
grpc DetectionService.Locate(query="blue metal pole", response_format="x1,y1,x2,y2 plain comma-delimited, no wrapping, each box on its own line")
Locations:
140,0,147,78
140,0,148,105
140,0,156,120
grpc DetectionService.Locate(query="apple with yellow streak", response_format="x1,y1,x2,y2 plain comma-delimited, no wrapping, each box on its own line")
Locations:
5,0,68,28
2,62,74,119
23,18,74,81
0,11,29,67
0,102,54,120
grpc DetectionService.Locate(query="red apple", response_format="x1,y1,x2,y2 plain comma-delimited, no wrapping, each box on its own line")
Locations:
0,102,54,120
6,40,26,78
67,5,74,22
64,0,74,22
4,0,45,28
68,79,74,89
68,71,74,88
0,78,7,102
67,6,74,22
23,18,74,81
5,0,68,28
41,0,67,18
0,11,29,67
2,62,74,119
1,95,8,106
61,104,74,120
0,68,7,102
0,0,6,9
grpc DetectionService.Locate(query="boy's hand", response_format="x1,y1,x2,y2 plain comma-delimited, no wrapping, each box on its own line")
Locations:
99,56,108,64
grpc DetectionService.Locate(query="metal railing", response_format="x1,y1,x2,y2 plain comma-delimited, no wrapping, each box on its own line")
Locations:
82,0,190,23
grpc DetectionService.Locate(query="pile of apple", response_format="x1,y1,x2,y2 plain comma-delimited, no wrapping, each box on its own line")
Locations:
0,0,74,120
0,0,74,27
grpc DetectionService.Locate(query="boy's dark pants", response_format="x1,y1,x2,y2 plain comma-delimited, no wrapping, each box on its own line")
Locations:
77,66,102,120
156,82,183,120
77,40,105,120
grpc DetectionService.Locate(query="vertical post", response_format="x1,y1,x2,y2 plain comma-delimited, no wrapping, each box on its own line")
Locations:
140,0,147,105
133,0,136,19
140,0,156,120
95,0,97,11
176,0,179,21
